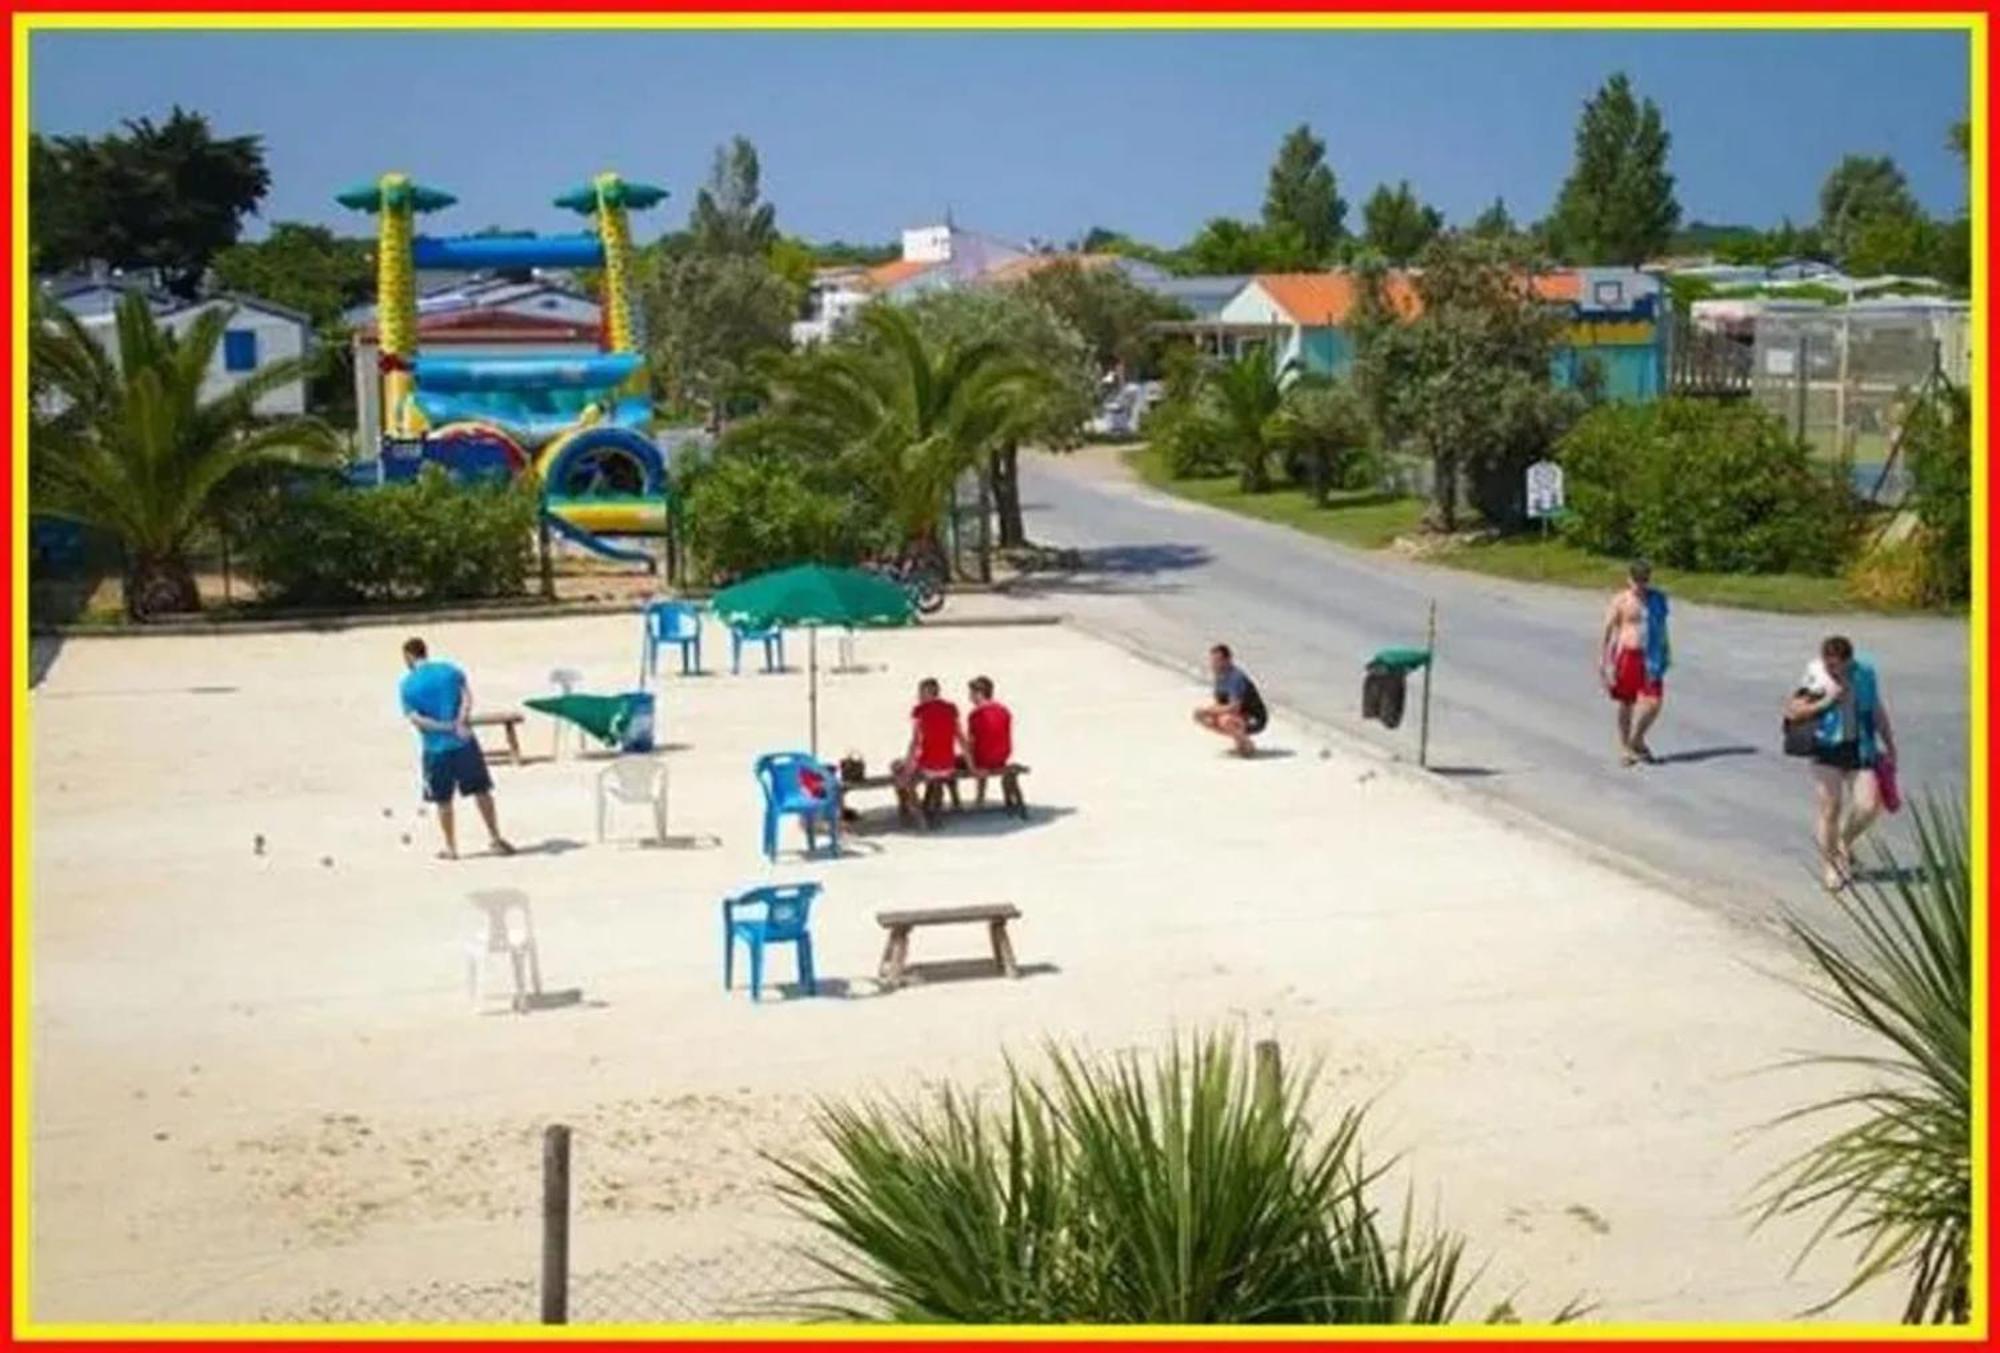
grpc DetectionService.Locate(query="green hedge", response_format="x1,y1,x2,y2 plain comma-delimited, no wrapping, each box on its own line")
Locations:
681,452,884,582
1556,399,1856,575
241,467,537,606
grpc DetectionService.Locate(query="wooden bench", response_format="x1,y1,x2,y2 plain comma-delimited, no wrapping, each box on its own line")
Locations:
876,903,1022,989
844,764,1031,827
469,712,526,767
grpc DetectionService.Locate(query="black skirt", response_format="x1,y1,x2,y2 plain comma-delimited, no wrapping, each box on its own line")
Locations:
1812,741,1864,771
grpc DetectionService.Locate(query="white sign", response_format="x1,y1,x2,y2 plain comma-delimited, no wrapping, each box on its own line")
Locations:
1526,460,1566,519
1764,348,1796,377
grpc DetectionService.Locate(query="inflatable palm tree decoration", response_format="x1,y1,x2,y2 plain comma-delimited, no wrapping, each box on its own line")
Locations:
336,173,456,437
555,173,667,387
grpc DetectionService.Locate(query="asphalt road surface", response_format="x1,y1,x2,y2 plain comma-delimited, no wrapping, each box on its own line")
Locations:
1012,450,1972,937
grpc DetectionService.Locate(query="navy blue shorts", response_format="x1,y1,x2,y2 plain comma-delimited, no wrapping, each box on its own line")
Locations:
421,742,494,803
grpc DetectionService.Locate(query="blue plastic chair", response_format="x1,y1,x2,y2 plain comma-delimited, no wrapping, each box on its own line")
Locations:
730,622,786,675
642,601,703,679
723,882,821,1002
755,751,841,862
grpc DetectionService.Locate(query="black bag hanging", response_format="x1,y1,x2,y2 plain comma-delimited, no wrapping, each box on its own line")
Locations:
1363,663,1408,731
1783,687,1818,757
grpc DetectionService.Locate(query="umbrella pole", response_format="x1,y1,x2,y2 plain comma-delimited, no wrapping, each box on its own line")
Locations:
809,626,819,758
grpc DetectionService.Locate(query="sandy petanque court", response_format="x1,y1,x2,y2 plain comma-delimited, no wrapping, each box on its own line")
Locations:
27,599,1889,1325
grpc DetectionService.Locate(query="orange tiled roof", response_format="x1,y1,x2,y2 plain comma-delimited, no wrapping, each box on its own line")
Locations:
863,258,938,290
1251,272,1422,325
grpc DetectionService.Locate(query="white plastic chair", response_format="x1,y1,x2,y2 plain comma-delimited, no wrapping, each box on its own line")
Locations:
597,756,669,844
836,630,859,672
465,889,543,1013
546,667,583,759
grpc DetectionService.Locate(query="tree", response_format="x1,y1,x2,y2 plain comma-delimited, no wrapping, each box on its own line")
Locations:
902,286,1095,547
1351,238,1583,531
1179,217,1310,275
1262,124,1346,263
1274,380,1370,505
1016,259,1187,380
29,108,271,296
1205,347,1291,493
1361,181,1444,264
689,135,779,256
1548,73,1680,265
768,236,819,312
1818,155,1921,264
1844,212,1948,280
30,293,339,617
739,306,1041,546
1471,197,1516,239
641,250,795,428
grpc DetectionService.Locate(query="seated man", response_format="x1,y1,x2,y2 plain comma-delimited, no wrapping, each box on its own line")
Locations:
1193,642,1267,757
965,675,1014,806
892,677,962,821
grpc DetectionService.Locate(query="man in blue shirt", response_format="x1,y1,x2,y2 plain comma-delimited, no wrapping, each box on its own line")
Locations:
1194,642,1268,757
399,636,514,859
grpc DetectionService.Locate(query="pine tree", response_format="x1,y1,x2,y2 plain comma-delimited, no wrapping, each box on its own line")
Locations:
1361,181,1444,264
1549,73,1680,265
1261,124,1346,264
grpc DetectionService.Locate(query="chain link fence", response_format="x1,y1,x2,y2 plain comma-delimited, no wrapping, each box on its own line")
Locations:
1748,305,1969,504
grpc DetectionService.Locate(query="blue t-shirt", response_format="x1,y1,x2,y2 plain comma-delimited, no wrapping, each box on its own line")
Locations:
399,660,470,753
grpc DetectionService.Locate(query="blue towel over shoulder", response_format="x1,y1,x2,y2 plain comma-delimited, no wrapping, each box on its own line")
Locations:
1643,590,1671,681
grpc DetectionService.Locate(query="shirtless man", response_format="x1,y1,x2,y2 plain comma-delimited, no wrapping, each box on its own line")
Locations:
1599,560,1669,766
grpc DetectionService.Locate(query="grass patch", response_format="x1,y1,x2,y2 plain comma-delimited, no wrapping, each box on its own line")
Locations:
1125,445,1425,550
1126,444,1865,614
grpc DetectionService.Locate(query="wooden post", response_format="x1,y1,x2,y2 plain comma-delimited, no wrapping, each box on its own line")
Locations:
537,512,555,602
1834,310,1851,460
1253,1038,1282,1113
1793,332,1810,446
540,1124,571,1325
1418,600,1437,770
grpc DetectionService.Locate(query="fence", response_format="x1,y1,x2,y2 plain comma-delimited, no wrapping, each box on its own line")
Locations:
1746,306,1969,504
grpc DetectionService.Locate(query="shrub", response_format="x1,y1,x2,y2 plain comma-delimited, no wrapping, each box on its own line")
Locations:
1557,399,1856,574
681,452,880,582
1143,398,1231,479
770,1033,1574,1325
240,467,535,607
1901,385,1970,604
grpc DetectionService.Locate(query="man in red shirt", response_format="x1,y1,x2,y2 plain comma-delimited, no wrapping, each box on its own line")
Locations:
965,675,1014,808
893,677,962,821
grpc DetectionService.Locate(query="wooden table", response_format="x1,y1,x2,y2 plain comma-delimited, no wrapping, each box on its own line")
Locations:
875,903,1022,989
469,712,526,767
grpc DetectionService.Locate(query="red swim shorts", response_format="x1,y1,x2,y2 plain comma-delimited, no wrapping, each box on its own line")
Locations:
1607,647,1663,704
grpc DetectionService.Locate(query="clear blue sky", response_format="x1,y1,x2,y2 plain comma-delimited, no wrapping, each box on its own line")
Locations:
30,28,1971,246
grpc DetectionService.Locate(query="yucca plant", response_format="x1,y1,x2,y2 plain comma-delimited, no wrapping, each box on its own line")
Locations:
769,1033,1503,1324
31,291,340,618
1757,796,1971,1323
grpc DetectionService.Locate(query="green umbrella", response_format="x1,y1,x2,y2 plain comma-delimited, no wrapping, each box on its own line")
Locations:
525,693,645,747
711,564,916,755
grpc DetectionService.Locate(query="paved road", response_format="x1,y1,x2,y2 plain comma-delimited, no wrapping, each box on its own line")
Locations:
1013,450,1971,935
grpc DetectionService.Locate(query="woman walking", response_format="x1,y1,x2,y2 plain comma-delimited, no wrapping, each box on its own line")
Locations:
1786,635,1899,890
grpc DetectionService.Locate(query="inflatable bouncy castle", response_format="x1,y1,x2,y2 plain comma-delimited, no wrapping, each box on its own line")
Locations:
338,171,670,566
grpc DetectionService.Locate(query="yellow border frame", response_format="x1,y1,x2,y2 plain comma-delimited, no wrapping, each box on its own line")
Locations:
9,9,1988,1344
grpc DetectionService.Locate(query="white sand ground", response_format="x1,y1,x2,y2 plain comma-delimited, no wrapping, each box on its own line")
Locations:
28,602,1893,1325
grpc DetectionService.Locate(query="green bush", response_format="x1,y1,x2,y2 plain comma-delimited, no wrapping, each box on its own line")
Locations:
1142,399,1231,479
681,452,881,582
1557,399,1856,574
1902,385,1970,604
771,1033,1514,1324
241,467,536,607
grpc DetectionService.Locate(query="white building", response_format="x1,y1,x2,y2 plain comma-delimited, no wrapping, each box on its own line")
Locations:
44,279,311,417
791,221,1035,346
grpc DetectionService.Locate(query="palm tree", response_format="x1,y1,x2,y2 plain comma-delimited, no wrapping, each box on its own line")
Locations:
32,292,339,618
1758,797,1970,1322
751,306,1042,550
769,1032,1547,1325
1206,345,1291,493
1274,379,1370,505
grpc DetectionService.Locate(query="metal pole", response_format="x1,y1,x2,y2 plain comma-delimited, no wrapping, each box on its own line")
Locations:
540,1124,571,1325
1834,311,1851,460
1253,1038,1283,1113
1793,333,1810,446
809,626,820,759
1419,600,1437,770
537,512,555,602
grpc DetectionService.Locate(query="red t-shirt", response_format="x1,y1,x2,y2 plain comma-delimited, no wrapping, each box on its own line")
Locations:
967,702,1012,770
912,699,961,772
